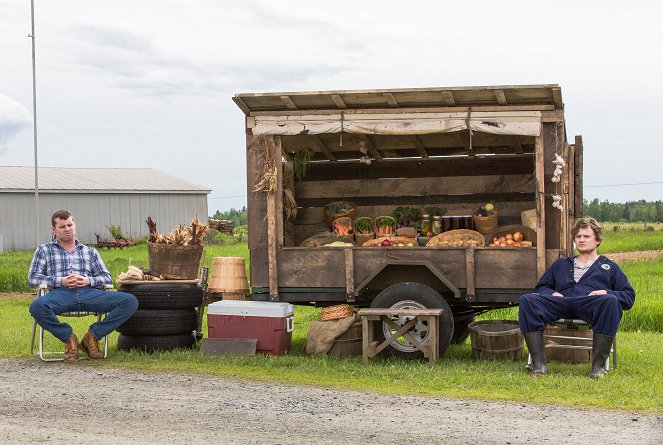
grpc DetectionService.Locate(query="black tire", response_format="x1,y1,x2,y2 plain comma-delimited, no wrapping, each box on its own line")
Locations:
117,333,196,352
451,316,475,344
370,282,454,359
117,284,203,310
117,309,198,336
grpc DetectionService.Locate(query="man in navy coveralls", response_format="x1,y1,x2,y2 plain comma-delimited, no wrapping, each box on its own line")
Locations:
518,217,635,378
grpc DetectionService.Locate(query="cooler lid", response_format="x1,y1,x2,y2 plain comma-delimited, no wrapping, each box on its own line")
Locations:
208,300,294,317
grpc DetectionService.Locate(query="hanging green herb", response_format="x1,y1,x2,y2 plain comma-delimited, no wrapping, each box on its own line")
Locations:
293,147,314,180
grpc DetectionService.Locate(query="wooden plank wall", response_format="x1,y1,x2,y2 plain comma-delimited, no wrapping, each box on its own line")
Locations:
291,156,537,245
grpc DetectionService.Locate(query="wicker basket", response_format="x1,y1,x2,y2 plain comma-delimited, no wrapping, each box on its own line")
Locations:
320,304,355,321
354,217,375,246
472,210,498,234
485,225,537,247
324,201,356,229
426,229,484,247
374,215,396,237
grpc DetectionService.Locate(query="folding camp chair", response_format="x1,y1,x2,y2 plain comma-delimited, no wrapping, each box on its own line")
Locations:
29,284,111,361
526,319,617,370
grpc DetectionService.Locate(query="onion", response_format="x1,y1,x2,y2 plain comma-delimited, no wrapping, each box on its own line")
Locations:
513,232,523,242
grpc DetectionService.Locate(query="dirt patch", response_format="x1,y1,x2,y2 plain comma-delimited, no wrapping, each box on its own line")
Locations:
1,359,661,445
605,250,663,264
0,292,31,301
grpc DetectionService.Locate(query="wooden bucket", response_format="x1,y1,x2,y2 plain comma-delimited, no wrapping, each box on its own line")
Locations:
472,211,498,234
208,257,249,293
147,242,203,280
544,325,593,363
208,291,249,303
468,320,523,360
328,321,362,357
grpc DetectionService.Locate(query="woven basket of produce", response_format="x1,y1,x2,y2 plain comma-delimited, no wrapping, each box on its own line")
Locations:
472,209,498,234
320,304,355,321
362,236,417,247
485,225,537,247
324,201,356,229
426,229,484,247
354,217,375,246
374,215,396,237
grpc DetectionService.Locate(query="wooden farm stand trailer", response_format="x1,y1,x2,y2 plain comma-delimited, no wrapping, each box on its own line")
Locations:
233,84,584,358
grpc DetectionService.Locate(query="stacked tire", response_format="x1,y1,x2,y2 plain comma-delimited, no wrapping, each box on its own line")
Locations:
117,284,204,352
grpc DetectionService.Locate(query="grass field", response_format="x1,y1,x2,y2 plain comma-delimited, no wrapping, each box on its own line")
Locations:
1,229,662,413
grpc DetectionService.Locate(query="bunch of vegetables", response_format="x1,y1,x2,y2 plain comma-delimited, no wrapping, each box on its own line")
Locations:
424,207,446,217
326,201,353,215
375,216,395,235
354,217,375,235
487,231,532,247
475,203,495,217
391,207,421,228
146,215,209,246
333,218,353,236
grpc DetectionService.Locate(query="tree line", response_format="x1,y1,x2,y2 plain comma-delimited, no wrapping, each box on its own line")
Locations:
583,199,663,223
210,206,247,227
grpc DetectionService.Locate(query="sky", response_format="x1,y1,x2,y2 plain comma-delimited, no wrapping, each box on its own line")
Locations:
1,1,662,213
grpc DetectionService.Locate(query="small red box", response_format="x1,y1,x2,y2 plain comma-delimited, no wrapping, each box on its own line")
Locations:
207,301,294,355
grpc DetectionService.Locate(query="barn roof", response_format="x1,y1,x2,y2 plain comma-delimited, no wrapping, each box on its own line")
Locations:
0,167,210,194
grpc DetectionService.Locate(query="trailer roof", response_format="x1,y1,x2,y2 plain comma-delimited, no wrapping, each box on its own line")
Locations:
233,84,563,115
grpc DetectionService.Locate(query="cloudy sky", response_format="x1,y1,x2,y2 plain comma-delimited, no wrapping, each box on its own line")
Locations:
1,1,662,212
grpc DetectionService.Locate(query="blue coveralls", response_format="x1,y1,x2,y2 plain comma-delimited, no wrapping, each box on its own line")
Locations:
518,256,635,337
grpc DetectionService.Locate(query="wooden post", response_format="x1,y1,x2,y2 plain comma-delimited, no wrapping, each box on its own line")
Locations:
535,129,546,278
344,248,355,301
567,143,576,257
574,135,584,218
465,248,476,302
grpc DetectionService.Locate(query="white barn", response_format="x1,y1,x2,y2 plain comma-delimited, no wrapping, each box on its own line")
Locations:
0,166,210,252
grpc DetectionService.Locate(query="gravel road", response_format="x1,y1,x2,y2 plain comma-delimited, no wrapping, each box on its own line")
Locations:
1,359,661,445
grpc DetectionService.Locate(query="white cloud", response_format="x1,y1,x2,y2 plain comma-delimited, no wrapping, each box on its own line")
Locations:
0,94,31,155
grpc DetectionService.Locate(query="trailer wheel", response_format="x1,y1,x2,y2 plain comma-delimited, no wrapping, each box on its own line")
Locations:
370,282,454,359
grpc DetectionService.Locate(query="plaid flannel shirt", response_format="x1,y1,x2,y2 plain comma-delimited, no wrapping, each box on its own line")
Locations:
28,240,112,289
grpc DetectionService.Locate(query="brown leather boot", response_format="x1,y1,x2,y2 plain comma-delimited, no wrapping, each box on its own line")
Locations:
80,330,104,359
64,333,80,362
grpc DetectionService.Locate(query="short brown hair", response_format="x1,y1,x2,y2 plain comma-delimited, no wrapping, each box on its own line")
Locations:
51,210,73,227
571,216,604,245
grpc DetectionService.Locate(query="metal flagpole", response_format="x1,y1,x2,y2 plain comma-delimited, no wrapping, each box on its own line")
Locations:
30,0,40,246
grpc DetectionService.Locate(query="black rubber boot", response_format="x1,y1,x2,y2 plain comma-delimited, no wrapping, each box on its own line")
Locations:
524,331,548,375
590,333,614,379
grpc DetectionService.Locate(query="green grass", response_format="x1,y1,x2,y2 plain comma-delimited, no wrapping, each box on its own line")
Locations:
2,298,661,413
2,229,663,413
598,227,663,253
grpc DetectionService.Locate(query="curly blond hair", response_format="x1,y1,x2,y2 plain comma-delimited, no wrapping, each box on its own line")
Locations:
571,216,604,245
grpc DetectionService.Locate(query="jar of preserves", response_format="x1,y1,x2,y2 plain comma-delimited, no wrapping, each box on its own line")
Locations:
420,214,431,236
432,215,442,235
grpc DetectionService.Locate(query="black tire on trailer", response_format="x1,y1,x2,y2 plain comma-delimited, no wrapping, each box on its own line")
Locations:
451,316,475,344
117,309,198,336
370,282,454,359
117,333,196,352
117,284,203,310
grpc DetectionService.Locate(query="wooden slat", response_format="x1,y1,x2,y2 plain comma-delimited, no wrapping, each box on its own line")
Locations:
465,249,476,301
441,91,456,106
535,128,546,278
495,89,508,105
250,104,556,116
295,174,535,199
311,136,337,161
331,94,347,109
302,156,534,181
412,136,429,158
280,95,298,110
363,135,383,161
511,136,524,154
574,135,583,218
383,92,399,108
551,87,563,109
297,192,534,208
345,248,354,295
567,143,575,256
543,123,560,252
233,96,251,115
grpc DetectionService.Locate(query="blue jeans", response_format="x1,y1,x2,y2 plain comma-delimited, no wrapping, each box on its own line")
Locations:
29,287,138,342
518,292,622,337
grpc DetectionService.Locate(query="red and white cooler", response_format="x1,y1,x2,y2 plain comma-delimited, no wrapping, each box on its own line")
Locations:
207,301,295,355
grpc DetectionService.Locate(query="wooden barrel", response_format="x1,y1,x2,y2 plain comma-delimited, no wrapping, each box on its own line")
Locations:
208,257,249,294
147,242,203,280
468,320,523,360
328,321,362,357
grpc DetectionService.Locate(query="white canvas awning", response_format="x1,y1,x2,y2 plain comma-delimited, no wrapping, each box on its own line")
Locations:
250,111,542,137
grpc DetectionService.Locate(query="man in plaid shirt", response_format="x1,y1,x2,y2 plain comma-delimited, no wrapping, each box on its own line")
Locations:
29,210,138,362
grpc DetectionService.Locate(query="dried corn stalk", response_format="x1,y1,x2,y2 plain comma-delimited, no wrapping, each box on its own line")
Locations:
145,214,209,246
252,136,278,193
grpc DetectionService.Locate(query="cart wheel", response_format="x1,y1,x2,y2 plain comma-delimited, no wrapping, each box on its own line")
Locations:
370,282,454,359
